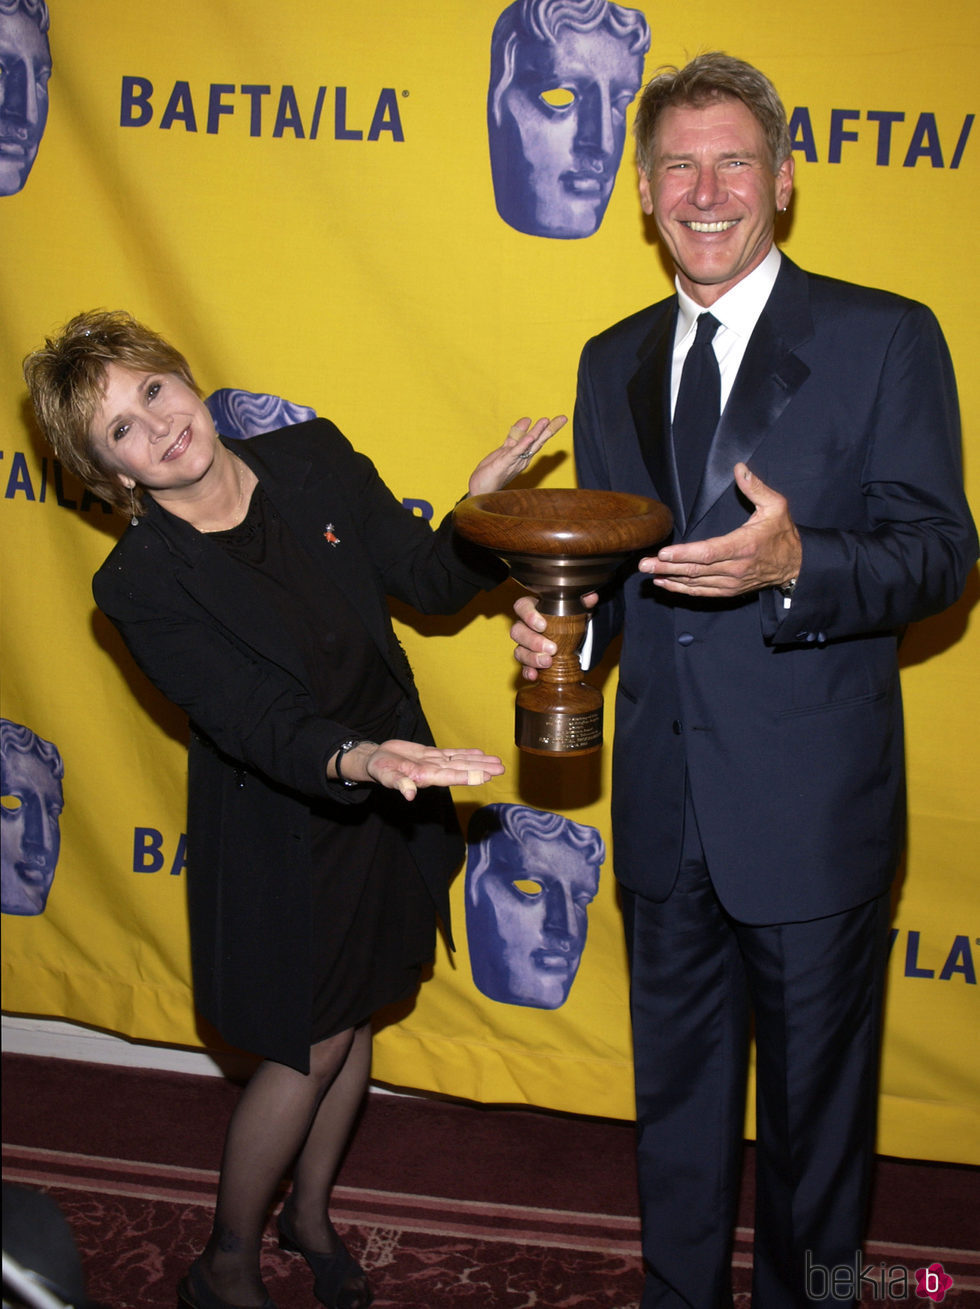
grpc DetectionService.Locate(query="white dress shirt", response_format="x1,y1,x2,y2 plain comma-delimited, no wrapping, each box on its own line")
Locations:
579,246,787,669
671,244,782,419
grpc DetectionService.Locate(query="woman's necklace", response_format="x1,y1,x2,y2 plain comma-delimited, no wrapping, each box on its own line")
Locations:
197,456,251,533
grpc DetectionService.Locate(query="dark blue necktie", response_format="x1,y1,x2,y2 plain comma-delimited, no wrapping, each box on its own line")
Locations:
672,312,721,514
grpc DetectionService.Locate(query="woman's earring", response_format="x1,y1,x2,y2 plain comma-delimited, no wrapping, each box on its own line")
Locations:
129,484,140,527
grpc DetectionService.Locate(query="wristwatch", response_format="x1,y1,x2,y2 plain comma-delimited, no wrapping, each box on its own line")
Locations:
333,738,363,787
778,578,797,609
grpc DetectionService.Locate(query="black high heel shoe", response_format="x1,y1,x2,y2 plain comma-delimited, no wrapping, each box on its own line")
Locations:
276,1209,374,1309
176,1260,277,1309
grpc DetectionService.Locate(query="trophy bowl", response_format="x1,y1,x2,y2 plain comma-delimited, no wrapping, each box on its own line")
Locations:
454,488,672,755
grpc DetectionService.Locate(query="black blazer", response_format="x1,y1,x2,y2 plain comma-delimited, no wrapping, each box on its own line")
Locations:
93,419,504,1070
574,256,977,923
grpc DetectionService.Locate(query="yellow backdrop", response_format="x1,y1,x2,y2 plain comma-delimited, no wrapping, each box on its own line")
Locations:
1,0,976,1165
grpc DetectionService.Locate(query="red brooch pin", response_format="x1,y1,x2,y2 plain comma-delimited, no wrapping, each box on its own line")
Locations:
323,523,340,546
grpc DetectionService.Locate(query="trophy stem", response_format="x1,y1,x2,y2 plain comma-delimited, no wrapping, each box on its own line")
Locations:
452,487,672,755
515,610,603,756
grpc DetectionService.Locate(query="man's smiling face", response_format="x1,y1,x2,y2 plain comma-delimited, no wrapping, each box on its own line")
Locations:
639,95,793,307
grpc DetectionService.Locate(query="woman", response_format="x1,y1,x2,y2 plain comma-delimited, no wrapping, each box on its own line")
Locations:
24,310,565,1309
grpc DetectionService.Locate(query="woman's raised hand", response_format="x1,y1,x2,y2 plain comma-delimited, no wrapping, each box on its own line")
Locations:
467,415,567,497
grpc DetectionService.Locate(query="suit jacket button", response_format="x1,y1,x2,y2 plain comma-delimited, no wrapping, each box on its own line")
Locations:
677,632,694,646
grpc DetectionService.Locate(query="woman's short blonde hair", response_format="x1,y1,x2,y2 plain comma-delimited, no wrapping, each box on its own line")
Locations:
23,309,199,517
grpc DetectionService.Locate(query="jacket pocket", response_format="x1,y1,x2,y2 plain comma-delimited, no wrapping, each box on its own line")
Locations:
778,688,886,719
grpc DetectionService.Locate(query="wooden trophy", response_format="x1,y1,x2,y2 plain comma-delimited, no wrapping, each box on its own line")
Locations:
454,488,672,755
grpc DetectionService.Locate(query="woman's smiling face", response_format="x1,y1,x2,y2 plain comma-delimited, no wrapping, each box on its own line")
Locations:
90,363,220,500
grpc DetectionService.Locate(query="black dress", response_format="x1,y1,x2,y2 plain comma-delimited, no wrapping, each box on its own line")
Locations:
210,483,435,1044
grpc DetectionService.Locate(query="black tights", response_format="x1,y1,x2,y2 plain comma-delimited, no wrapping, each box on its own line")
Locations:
198,1022,372,1305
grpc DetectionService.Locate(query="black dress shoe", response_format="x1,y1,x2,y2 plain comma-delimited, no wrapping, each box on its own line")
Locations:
176,1260,277,1309
276,1209,374,1309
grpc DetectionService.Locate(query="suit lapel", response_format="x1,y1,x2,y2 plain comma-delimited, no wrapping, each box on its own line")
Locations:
145,427,415,698
234,430,417,696
143,494,310,682
627,306,683,525
687,257,814,533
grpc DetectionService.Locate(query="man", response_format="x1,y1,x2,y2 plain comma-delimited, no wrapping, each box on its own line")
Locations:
466,803,604,1008
1,718,64,916
511,53,977,1307
487,0,649,239
0,0,51,197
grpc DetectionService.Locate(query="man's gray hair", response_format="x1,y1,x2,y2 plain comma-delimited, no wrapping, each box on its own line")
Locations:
634,52,792,175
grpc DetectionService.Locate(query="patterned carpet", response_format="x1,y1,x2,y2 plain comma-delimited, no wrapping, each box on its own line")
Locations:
3,1155,650,1307
2,1054,978,1307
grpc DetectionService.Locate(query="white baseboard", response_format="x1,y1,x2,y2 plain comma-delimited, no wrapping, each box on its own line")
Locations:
1,1014,255,1078
0,1015,403,1100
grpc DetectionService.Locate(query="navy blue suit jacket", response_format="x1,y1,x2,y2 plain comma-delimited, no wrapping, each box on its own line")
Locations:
575,256,977,924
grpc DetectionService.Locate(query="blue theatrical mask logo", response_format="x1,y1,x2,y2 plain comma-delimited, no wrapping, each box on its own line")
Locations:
1,719,64,916
0,0,51,197
487,0,649,239
205,388,317,441
466,803,605,1009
